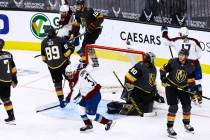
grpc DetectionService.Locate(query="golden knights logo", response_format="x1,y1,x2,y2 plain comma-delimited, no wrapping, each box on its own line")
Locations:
149,73,156,86
175,70,187,83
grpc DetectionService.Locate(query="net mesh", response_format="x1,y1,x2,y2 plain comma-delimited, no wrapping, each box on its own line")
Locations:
85,44,145,93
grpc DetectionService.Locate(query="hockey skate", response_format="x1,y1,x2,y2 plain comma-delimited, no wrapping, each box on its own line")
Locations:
167,127,177,138
184,124,194,134
105,120,115,131
80,125,93,132
4,116,16,125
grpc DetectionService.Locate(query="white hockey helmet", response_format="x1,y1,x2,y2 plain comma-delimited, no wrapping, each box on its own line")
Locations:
179,27,189,37
60,4,69,12
65,63,86,75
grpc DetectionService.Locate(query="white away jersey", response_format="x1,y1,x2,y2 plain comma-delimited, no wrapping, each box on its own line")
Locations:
162,33,202,60
73,68,98,97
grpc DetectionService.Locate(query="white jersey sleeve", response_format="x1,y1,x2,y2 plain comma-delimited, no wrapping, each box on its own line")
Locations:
57,15,74,37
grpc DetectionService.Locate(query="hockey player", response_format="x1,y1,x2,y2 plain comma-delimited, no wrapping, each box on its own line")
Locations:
160,49,195,137
57,4,73,38
121,52,165,116
0,39,17,123
161,26,203,104
73,0,104,67
57,4,80,47
41,26,74,108
65,63,114,132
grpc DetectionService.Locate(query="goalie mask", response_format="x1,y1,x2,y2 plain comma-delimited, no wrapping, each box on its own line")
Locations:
143,52,156,65
0,38,5,49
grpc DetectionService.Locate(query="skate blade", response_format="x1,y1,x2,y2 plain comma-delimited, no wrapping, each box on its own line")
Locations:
168,135,177,139
185,130,195,134
80,129,94,133
5,120,16,125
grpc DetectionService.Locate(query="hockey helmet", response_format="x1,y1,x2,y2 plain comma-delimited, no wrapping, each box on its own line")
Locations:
143,52,156,64
65,63,86,75
60,4,69,12
178,48,189,57
44,26,56,38
179,27,189,37
75,0,85,5
0,38,5,49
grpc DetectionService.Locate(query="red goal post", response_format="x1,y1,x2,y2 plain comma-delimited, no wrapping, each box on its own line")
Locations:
85,44,145,64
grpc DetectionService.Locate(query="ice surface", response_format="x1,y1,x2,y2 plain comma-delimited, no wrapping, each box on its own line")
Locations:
0,50,209,140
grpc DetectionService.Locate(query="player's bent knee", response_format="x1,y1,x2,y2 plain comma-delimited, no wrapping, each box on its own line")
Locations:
54,81,62,89
168,105,178,113
182,105,191,112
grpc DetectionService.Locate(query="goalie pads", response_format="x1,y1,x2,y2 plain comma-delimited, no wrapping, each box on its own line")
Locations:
107,101,154,115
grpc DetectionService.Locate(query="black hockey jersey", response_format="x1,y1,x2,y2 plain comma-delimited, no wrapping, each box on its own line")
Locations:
41,37,71,69
125,61,157,93
160,58,195,88
75,7,104,32
0,51,17,83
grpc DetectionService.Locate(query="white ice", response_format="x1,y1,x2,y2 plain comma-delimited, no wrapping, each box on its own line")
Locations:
0,50,210,140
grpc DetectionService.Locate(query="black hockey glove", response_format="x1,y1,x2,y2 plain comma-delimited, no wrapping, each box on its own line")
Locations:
154,93,165,103
160,75,170,87
12,76,18,88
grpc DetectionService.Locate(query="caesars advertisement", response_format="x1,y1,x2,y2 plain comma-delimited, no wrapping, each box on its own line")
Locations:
0,10,210,66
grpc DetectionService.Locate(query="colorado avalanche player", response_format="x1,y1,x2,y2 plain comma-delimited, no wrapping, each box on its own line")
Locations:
161,26,203,104
65,63,114,132
57,4,80,47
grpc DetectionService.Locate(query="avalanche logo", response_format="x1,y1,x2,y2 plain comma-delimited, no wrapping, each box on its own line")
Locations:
30,13,51,39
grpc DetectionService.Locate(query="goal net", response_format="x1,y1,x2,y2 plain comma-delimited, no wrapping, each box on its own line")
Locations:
85,44,145,93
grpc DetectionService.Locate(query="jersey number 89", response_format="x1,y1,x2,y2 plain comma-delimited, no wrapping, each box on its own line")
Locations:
45,46,60,60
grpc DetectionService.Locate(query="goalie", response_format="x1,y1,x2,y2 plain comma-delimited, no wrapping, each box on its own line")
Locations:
108,52,165,116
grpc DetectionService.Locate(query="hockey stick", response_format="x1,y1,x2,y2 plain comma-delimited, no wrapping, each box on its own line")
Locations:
34,32,86,58
113,71,144,117
36,104,60,113
163,78,210,100
177,87,210,100
158,0,174,58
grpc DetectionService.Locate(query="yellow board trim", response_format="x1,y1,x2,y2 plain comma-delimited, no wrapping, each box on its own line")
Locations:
4,41,210,74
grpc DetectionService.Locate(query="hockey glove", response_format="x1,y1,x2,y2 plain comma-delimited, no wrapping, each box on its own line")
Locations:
12,76,18,88
154,93,165,103
59,99,67,108
161,25,168,33
160,75,170,87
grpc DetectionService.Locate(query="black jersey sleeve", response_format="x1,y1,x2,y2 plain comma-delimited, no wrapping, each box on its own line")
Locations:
88,8,104,27
61,38,71,58
125,63,142,83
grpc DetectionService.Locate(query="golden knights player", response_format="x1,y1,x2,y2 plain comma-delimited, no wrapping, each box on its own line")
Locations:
41,26,73,108
73,0,104,67
0,39,17,122
121,52,164,116
160,49,195,138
